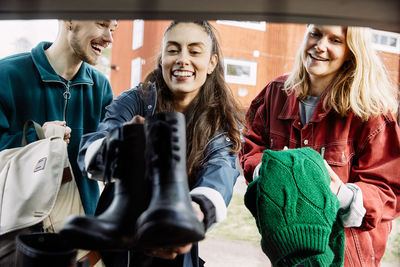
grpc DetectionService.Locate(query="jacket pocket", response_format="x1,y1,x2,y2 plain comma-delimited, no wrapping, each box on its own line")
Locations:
322,142,354,183
269,132,291,150
323,142,354,166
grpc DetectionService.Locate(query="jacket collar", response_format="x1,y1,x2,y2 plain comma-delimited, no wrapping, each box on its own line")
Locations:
278,91,299,120
278,89,332,123
31,42,94,86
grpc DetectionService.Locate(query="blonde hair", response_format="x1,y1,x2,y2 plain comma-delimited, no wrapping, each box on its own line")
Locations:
284,25,398,121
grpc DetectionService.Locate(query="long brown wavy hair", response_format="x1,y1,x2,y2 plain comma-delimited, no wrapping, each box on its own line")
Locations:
144,21,243,184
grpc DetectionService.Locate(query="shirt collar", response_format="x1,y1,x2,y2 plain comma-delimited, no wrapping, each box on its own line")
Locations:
278,89,332,122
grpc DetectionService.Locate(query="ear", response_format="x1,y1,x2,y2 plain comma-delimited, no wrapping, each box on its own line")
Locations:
158,53,163,67
62,20,73,31
207,54,218,74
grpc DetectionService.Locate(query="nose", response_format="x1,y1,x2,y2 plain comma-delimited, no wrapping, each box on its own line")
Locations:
103,29,114,44
176,50,190,66
315,37,328,52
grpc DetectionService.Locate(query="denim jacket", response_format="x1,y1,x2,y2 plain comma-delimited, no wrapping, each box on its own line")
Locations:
78,83,240,267
240,75,400,267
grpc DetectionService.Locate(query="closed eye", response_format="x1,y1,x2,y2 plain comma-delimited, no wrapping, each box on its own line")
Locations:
309,31,321,38
97,22,107,27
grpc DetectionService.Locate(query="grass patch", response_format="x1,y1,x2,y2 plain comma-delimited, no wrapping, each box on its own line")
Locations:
382,217,400,264
207,193,261,245
208,189,400,265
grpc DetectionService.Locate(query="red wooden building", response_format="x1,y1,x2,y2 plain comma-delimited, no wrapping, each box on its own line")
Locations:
109,20,400,109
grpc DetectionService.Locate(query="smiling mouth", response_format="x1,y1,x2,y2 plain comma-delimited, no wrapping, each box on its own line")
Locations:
172,70,194,78
309,54,329,61
91,43,105,55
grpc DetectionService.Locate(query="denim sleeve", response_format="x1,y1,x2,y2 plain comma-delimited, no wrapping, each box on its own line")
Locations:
77,88,143,176
190,141,240,230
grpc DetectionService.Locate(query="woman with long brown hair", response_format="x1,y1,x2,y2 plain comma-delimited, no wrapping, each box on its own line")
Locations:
76,20,243,267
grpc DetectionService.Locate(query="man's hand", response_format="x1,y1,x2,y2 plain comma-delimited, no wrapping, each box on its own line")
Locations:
42,120,71,144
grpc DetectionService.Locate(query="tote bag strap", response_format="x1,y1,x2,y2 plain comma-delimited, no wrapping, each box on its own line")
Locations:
21,120,45,146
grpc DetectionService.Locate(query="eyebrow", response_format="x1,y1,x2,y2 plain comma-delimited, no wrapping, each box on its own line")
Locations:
166,41,205,47
328,31,345,39
104,20,118,28
312,27,345,39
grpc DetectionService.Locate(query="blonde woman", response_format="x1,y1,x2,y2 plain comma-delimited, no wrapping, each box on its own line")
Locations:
240,24,400,266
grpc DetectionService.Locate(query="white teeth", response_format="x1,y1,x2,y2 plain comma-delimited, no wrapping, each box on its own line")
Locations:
173,70,193,77
310,54,328,61
92,44,104,53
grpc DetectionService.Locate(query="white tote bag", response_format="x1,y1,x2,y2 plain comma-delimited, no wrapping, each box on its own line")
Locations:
0,121,84,235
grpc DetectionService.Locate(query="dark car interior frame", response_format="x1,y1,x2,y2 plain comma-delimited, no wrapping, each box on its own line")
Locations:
1,0,399,32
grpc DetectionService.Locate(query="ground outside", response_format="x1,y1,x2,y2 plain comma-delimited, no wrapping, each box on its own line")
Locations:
198,176,400,267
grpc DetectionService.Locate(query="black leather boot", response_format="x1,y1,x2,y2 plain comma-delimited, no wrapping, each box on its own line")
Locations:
134,112,205,248
60,123,149,250
15,232,77,267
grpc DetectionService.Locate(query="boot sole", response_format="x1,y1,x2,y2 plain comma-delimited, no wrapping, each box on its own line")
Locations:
134,218,205,248
60,217,134,251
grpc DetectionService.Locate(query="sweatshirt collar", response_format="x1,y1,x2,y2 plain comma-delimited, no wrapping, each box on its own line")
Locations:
31,41,94,86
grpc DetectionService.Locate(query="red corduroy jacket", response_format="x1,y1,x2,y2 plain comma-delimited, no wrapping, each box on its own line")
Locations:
239,75,400,267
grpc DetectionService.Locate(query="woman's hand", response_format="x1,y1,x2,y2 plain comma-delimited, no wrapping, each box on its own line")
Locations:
145,243,193,259
191,201,204,222
324,160,342,195
145,202,205,259
124,115,145,125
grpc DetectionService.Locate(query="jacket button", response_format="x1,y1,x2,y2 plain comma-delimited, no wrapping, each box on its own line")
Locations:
226,137,230,142
147,105,152,109
303,139,309,145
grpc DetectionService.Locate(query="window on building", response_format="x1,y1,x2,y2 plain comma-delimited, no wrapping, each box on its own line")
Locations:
372,29,400,54
224,58,257,86
131,57,142,88
216,20,266,31
132,20,144,50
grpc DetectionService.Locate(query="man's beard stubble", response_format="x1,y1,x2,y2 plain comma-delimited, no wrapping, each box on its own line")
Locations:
70,26,97,66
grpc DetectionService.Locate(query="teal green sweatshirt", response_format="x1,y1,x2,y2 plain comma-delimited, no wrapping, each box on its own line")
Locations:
0,42,113,215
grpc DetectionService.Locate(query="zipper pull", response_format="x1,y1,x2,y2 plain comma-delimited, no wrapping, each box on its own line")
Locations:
320,147,326,159
63,84,71,122
63,83,71,100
